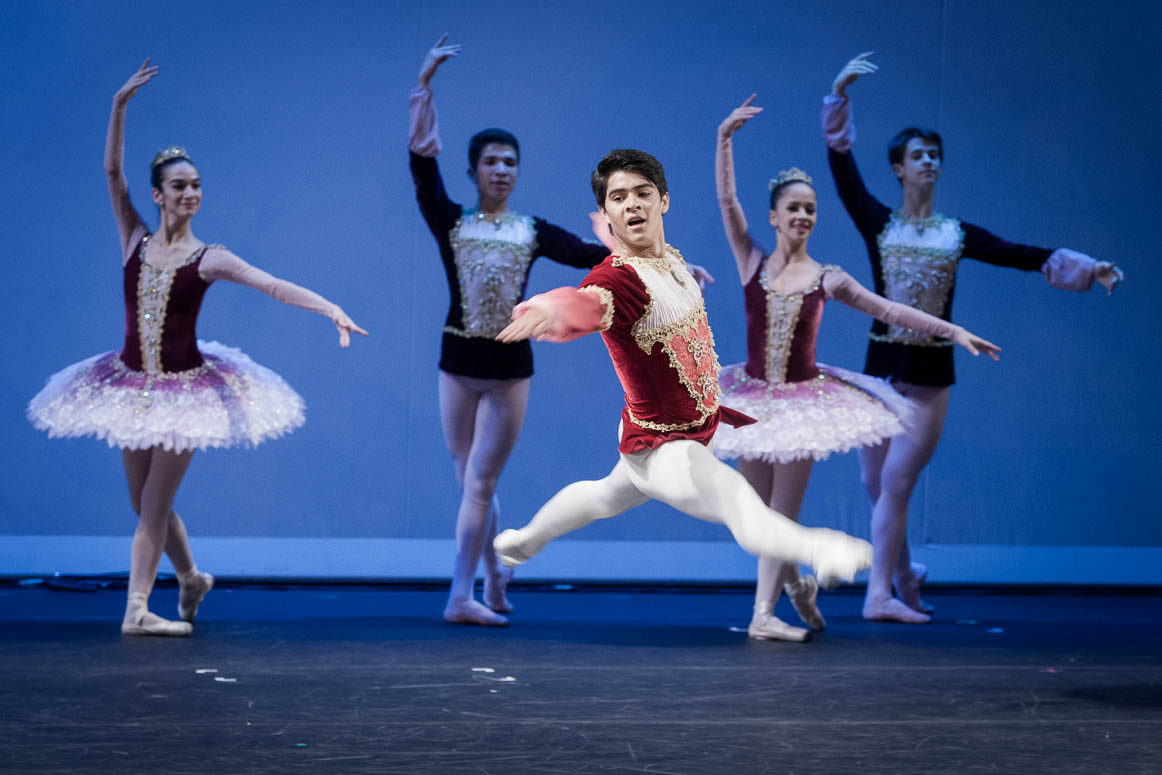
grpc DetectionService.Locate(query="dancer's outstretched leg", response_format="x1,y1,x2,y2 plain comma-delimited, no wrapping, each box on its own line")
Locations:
861,383,948,623
439,371,529,626
122,447,195,636
495,457,649,566
629,441,871,584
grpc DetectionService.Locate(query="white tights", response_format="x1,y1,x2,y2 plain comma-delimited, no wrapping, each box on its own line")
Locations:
739,457,815,609
858,382,950,610
438,370,530,603
121,446,196,614
507,436,820,565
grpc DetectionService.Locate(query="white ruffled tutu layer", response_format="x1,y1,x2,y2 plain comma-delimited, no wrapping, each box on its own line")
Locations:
27,340,305,452
714,362,912,463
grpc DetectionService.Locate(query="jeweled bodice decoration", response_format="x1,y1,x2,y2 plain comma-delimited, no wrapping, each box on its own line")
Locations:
621,250,722,429
876,213,963,345
763,292,805,384
121,234,210,375
448,211,536,337
137,257,179,374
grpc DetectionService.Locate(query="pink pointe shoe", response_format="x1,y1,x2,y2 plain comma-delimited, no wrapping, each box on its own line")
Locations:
177,569,214,623
785,575,826,631
748,602,811,642
122,592,192,637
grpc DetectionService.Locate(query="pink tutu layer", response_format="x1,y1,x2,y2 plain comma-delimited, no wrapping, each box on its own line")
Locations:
713,362,912,463
27,340,305,452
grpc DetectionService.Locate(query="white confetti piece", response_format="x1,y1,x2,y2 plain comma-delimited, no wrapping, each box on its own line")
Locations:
196,669,219,674
214,677,238,683
471,667,495,673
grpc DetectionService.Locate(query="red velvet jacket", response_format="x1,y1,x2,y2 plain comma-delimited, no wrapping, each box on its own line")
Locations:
516,250,754,454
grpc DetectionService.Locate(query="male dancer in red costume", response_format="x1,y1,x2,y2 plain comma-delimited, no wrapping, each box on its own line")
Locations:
494,149,873,585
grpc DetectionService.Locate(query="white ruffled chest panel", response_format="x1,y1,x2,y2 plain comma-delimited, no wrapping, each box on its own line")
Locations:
448,212,536,337
618,253,721,431
876,214,963,345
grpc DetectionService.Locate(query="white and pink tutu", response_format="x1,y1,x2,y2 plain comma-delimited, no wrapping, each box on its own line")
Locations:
27,340,304,453
714,362,911,463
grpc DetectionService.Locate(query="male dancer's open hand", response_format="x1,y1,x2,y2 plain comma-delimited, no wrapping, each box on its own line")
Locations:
832,52,878,97
418,33,461,89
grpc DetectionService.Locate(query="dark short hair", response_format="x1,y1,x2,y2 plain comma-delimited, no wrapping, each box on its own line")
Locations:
591,149,668,207
769,179,815,210
150,155,194,190
888,126,943,167
469,129,520,169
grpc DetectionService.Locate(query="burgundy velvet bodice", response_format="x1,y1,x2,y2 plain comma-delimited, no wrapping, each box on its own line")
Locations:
743,260,826,385
120,237,211,373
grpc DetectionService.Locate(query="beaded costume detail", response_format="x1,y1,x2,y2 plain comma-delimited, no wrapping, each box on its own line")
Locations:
620,249,722,432
873,213,963,346
28,236,306,452
715,263,912,463
446,211,537,338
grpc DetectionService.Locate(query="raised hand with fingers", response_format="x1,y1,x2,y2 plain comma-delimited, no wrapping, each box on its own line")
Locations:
832,52,878,98
115,58,159,105
953,328,1001,361
719,94,763,138
687,263,716,292
418,34,462,89
331,306,369,348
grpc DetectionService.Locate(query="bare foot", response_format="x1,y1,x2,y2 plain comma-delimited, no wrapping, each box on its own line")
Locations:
862,596,931,624
483,566,514,614
894,562,934,614
443,597,508,627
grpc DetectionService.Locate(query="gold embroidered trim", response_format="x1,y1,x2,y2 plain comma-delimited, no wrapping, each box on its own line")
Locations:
630,302,721,420
615,243,721,428
611,243,686,271
579,285,614,331
626,407,711,433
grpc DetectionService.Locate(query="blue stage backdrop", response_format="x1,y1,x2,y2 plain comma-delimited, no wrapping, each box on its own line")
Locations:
2,0,1158,582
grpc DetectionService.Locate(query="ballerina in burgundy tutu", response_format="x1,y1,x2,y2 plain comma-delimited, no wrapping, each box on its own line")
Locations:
713,95,1000,640
28,59,367,636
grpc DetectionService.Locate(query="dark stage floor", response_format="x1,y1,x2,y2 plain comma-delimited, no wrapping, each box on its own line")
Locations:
1,581,1160,774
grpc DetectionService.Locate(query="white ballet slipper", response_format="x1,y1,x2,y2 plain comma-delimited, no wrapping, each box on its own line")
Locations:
493,529,532,568
809,529,873,588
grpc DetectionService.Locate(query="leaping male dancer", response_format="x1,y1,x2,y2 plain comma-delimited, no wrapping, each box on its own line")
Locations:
493,149,873,586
